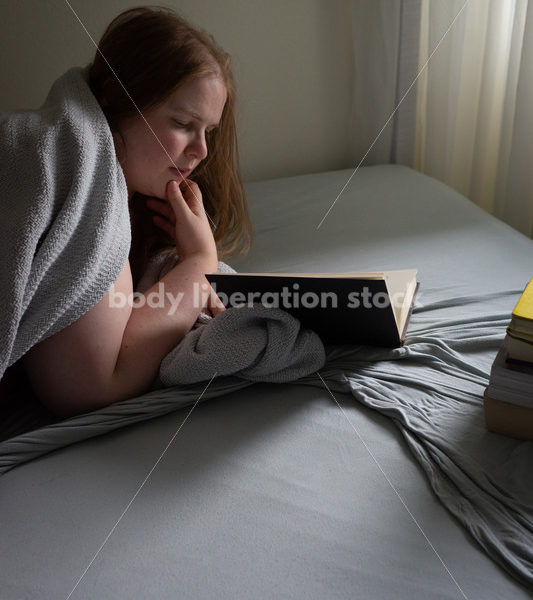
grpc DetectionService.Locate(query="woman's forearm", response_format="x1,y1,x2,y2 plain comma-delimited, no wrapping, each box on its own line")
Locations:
22,255,217,418
110,255,216,400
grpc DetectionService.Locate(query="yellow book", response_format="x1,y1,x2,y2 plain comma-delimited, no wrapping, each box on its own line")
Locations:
512,279,533,321
507,279,533,341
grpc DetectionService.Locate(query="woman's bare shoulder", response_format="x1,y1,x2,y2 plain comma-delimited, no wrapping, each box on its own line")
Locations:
22,260,133,416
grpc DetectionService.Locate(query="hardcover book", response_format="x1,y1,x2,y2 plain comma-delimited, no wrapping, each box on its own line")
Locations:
486,339,533,409
206,269,418,347
507,279,533,363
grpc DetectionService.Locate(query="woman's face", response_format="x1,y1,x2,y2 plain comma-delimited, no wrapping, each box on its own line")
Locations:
116,75,227,200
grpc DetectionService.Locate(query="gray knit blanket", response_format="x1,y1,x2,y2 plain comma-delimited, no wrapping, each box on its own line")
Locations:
160,304,326,385
136,255,325,386
0,66,131,379
0,66,325,408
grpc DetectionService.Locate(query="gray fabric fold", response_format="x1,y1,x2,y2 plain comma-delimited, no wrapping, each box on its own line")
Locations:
0,66,131,378
1,277,532,590
159,304,326,385
2,111,533,594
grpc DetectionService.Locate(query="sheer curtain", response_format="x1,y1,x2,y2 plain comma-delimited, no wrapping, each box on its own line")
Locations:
350,0,421,165
351,0,533,238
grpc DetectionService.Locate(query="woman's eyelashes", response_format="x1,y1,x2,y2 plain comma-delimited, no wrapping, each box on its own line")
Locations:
172,119,189,129
172,118,218,134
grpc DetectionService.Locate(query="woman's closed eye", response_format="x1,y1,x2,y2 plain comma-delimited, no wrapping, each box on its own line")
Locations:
172,118,217,134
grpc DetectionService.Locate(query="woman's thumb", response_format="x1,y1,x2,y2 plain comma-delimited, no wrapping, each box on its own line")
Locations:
166,180,184,209
167,179,180,196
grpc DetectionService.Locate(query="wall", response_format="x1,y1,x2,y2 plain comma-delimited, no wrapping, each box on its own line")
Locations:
0,0,354,182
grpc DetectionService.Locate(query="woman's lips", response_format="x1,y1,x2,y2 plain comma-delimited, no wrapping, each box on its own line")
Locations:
170,166,191,178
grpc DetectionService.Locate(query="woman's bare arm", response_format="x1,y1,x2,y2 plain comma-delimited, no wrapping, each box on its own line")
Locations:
23,255,220,417
111,254,224,398
22,179,224,417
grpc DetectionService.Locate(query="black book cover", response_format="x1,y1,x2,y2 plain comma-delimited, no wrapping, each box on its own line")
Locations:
206,274,414,347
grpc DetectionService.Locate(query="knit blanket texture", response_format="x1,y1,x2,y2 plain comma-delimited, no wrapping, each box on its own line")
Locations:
0,66,131,380
0,66,324,427
159,304,326,385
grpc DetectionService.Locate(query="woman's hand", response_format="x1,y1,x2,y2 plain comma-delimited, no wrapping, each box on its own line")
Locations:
205,284,226,317
147,179,217,271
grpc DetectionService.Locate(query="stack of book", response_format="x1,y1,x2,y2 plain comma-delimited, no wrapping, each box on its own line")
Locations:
484,279,533,440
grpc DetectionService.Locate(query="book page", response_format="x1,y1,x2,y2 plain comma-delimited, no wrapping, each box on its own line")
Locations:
223,272,385,279
383,270,418,330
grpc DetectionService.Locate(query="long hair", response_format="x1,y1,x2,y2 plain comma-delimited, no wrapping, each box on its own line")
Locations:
88,6,251,287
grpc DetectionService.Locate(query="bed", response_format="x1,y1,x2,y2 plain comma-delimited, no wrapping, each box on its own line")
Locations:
1,164,532,599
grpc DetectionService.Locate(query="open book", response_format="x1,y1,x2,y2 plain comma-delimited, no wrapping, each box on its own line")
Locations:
206,269,418,347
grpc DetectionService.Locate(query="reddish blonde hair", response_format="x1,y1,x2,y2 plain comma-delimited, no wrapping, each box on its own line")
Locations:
89,6,251,286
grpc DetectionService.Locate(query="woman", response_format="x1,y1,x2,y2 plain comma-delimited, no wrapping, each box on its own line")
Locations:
16,7,251,417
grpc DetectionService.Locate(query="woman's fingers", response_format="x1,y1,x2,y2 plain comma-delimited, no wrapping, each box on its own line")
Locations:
165,180,186,213
146,197,175,222
146,196,176,242
147,179,205,240
161,179,216,262
207,286,226,316
178,179,204,215
151,214,175,239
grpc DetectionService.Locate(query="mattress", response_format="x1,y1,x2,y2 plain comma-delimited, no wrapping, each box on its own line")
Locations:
1,165,532,599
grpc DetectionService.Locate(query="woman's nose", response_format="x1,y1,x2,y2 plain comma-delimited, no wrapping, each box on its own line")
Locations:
185,132,208,161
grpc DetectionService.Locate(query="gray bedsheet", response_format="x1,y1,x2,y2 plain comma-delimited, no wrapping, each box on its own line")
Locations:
239,165,533,588
1,165,532,599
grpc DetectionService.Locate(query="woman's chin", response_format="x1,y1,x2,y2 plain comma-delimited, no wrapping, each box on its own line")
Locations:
140,184,167,201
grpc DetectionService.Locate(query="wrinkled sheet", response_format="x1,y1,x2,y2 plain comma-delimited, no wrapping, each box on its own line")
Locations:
316,290,533,587
2,165,533,594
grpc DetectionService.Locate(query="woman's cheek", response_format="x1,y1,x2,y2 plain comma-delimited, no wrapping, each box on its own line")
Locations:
168,131,187,153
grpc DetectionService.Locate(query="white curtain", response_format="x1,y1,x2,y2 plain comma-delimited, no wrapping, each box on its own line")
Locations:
351,0,533,238
350,0,421,165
